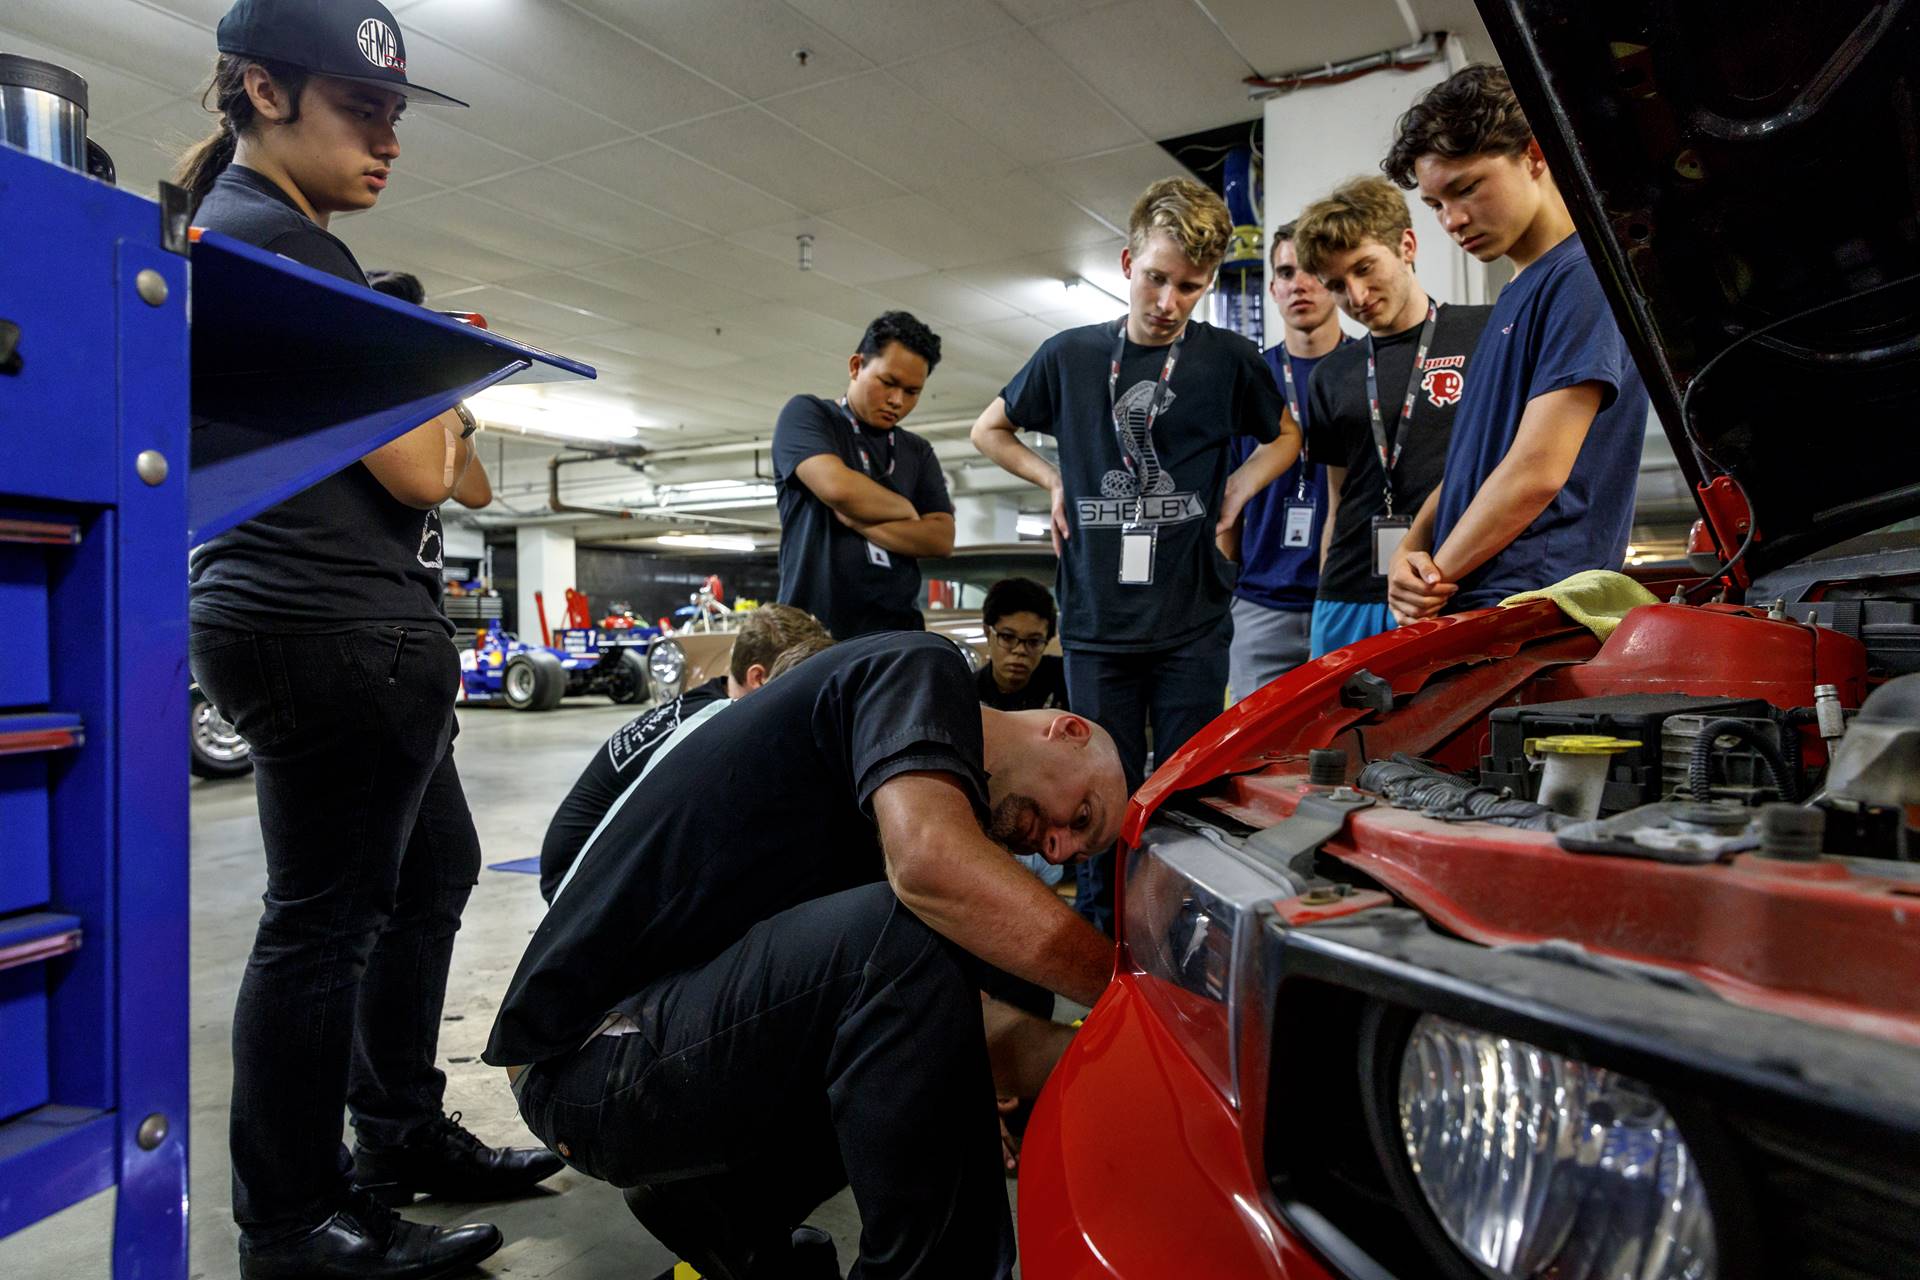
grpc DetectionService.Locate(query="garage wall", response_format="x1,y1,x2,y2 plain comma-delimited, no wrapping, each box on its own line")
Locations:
573,548,781,629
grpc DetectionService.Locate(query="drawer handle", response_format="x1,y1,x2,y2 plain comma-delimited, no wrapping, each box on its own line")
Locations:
0,913,83,974
0,518,82,546
0,714,85,757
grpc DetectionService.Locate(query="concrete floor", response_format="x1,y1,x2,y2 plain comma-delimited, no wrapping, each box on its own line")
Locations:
0,699,1026,1279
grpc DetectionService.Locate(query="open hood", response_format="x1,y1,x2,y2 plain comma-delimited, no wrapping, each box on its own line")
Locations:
1476,1,1920,578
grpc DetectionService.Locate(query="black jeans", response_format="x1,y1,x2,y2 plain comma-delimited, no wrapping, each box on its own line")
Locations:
516,883,1015,1280
1063,620,1231,933
190,624,481,1238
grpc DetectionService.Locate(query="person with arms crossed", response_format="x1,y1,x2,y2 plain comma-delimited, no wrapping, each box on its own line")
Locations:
1291,178,1492,657
1219,218,1348,698
1380,65,1651,622
970,177,1302,933
773,311,955,640
485,633,1129,1280
177,4,550,1278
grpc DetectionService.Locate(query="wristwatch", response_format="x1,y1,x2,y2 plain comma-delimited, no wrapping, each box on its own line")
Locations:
454,402,479,439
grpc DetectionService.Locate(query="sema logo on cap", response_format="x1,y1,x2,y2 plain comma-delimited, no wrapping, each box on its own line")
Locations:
356,17,403,71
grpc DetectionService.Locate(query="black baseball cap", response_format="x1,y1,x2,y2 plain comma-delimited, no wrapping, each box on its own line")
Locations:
216,0,468,108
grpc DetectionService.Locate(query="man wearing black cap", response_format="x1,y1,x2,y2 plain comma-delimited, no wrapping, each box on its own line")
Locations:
180,5,554,1279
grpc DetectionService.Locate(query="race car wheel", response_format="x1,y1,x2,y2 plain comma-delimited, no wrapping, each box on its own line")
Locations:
504,651,565,712
606,649,649,704
189,685,253,779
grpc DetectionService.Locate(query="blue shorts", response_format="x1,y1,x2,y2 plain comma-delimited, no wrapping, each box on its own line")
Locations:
1309,599,1396,658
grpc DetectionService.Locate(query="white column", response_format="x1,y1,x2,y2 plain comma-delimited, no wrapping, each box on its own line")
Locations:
516,525,576,643
951,494,1018,547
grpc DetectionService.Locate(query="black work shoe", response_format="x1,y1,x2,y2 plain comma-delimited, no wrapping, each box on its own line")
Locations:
351,1110,565,1206
238,1189,502,1280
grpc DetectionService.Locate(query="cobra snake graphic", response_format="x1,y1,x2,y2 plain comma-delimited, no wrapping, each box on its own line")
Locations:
1100,379,1179,500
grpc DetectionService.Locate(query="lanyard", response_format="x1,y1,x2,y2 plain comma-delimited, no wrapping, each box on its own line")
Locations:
1276,335,1349,500
838,398,895,478
1108,319,1185,517
1363,301,1438,515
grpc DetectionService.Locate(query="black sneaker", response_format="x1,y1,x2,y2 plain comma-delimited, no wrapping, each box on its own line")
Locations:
238,1188,502,1280
352,1110,565,1206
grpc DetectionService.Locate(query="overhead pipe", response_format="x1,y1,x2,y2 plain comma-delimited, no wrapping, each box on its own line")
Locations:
1245,32,1447,100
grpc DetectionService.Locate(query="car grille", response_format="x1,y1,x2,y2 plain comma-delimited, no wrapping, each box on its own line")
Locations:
1737,1116,1920,1280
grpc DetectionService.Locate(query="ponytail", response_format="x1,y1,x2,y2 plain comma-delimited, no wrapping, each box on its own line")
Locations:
174,54,308,214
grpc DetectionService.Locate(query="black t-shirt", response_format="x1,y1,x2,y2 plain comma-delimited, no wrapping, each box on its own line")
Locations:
975,654,1069,712
538,676,729,902
187,165,450,634
1305,304,1492,604
773,395,954,641
1000,321,1283,653
484,632,987,1067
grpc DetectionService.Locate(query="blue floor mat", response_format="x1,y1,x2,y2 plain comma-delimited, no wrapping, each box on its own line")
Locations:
487,856,542,875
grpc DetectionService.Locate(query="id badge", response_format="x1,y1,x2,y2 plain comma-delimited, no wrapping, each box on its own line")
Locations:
1282,499,1315,549
866,540,892,569
1371,515,1412,576
1118,521,1156,585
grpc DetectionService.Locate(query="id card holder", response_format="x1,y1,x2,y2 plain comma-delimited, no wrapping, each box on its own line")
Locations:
1370,515,1412,576
1118,521,1156,586
866,540,892,569
1282,499,1315,549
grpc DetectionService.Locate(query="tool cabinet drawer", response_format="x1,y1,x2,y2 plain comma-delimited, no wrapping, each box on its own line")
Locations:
0,538,52,710
0,962,50,1122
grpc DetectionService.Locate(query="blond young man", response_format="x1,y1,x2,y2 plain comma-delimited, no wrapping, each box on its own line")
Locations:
1292,178,1492,656
970,177,1301,932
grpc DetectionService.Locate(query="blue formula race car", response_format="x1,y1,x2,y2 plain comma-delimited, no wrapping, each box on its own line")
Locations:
458,624,658,711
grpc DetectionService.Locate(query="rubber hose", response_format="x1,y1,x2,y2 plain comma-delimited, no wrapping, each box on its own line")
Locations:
1356,755,1565,831
1687,718,1798,803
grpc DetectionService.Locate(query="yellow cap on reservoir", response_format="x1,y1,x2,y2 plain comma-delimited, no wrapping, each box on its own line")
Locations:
1523,734,1641,757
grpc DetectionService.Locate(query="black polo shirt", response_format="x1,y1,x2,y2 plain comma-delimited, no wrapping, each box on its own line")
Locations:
187,165,450,634
484,632,986,1067
773,395,953,640
975,654,1069,712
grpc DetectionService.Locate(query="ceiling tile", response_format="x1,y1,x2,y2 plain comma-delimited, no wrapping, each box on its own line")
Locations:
821,196,1006,271
760,70,1017,191
968,314,1069,351
555,139,804,234
587,325,763,370
1030,0,1262,139
390,115,529,188
343,211,567,283
993,0,1127,22
385,192,623,269
86,127,177,195
564,0,870,99
402,0,738,133
922,170,1119,254
396,33,631,157
897,31,1140,166
725,220,929,286
870,273,1022,327
748,272,894,326
558,258,725,312
0,30,179,127
2,0,213,95
652,106,905,215
1044,143,1197,230
432,286,626,340
1204,0,1420,72
466,169,702,253
699,302,866,356
108,95,226,162
648,240,792,294
781,0,1019,65
497,270,691,329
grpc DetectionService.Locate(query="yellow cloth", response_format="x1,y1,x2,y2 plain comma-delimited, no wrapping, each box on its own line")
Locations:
1499,569,1658,640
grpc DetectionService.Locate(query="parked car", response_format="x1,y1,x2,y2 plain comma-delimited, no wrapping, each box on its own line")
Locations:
188,680,251,779
642,576,745,703
920,542,1060,668
459,625,652,711
1017,8,1920,1279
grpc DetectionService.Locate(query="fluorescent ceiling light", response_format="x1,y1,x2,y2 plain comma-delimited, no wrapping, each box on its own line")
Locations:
1016,514,1050,538
467,388,643,443
655,533,758,552
654,481,775,509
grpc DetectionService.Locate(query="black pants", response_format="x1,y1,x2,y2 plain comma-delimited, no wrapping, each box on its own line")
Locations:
190,624,482,1238
515,883,1015,1280
1063,620,1231,933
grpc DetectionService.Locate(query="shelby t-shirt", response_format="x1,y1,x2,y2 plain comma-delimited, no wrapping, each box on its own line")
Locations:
187,166,450,634
975,653,1069,712
537,676,729,902
1229,344,1339,611
1001,321,1284,653
773,395,953,640
1306,304,1492,605
1433,235,1650,609
484,632,987,1067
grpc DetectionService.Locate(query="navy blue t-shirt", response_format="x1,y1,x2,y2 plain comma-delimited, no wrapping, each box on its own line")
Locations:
1229,343,1339,611
1433,235,1650,609
1001,320,1284,653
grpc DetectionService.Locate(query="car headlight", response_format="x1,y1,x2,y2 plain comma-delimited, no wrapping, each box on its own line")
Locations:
648,640,685,689
1398,1013,1717,1280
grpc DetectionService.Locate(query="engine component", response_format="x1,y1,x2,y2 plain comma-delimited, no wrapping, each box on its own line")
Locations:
1485,694,1768,817
1814,683,1847,743
1824,672,1920,809
1524,734,1640,820
1307,747,1348,787
1663,714,1797,803
1357,755,1565,831
1757,803,1824,861
1557,800,1759,864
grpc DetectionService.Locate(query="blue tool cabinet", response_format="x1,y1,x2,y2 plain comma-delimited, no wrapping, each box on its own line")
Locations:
0,143,588,1277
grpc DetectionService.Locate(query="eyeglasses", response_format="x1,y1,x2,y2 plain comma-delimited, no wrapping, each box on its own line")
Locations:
990,629,1047,655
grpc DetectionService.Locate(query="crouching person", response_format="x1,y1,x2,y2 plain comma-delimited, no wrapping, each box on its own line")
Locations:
484,632,1127,1279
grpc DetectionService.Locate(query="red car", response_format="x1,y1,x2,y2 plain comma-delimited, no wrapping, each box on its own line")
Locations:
1018,6,1920,1279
